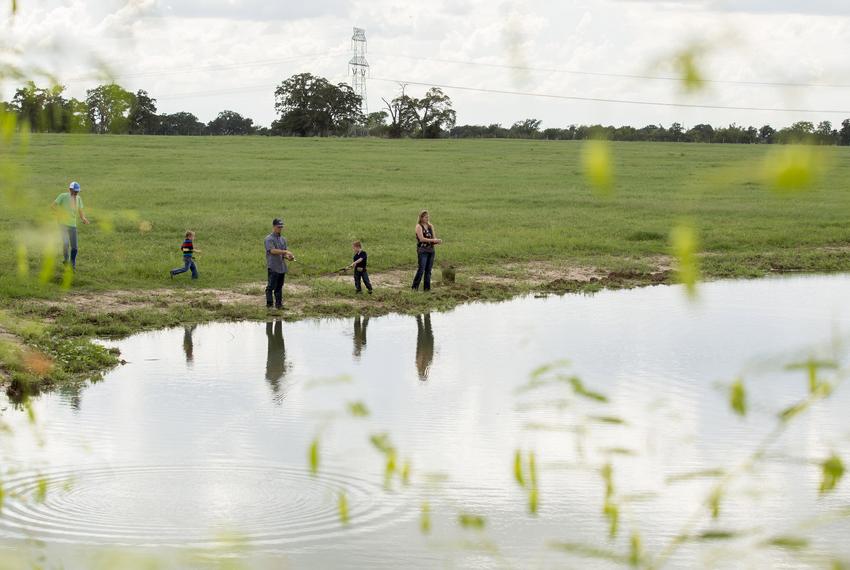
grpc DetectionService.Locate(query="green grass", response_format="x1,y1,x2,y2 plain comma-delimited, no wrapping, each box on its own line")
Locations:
3,135,849,295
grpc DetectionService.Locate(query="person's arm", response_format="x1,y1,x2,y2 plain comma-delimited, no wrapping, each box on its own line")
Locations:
430,225,442,244
268,247,294,259
79,207,90,225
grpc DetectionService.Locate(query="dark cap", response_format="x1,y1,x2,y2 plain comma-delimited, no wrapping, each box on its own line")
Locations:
272,218,284,227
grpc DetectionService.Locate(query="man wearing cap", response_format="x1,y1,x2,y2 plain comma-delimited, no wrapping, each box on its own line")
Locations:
51,181,90,270
264,218,294,309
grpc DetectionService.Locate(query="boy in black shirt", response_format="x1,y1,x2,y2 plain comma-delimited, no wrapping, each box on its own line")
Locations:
347,240,373,294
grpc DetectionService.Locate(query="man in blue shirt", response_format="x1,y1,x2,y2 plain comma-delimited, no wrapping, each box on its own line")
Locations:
264,218,294,309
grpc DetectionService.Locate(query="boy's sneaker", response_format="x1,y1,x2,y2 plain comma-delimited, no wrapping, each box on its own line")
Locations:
368,289,373,294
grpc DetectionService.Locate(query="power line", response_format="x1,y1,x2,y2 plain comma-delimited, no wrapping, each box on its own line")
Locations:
370,76,850,115
372,52,850,90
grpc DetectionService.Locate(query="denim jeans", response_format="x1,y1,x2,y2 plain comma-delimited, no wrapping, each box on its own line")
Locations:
412,251,435,291
62,226,78,269
266,269,286,307
354,269,372,292
171,257,198,279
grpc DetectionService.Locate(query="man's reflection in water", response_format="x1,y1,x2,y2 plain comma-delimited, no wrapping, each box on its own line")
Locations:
415,313,434,381
353,315,369,359
266,320,289,400
183,325,197,365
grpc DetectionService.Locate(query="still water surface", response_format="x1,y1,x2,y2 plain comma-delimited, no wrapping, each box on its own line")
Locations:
2,275,850,568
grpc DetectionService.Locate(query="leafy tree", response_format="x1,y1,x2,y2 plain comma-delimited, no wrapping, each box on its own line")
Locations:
815,120,837,145
776,121,815,144
758,125,776,144
7,83,88,133
158,112,206,135
509,118,541,139
687,124,714,143
364,111,388,137
128,90,159,135
840,119,850,146
403,87,456,138
41,85,70,132
207,110,255,135
86,83,134,134
382,84,418,138
273,72,362,136
638,124,666,142
669,122,685,142
11,81,46,131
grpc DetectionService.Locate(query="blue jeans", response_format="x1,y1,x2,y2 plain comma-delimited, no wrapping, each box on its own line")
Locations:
266,270,286,307
62,226,78,269
354,269,372,292
412,251,435,291
171,257,198,279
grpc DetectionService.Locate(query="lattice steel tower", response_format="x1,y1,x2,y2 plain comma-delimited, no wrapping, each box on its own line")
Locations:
349,27,369,115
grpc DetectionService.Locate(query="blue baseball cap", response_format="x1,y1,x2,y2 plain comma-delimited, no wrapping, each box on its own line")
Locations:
272,218,284,227
69,181,81,192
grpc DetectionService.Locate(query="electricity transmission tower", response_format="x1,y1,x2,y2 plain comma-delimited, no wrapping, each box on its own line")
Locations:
349,27,369,116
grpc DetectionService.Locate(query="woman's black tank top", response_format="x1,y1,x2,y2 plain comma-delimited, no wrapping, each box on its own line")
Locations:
417,224,434,253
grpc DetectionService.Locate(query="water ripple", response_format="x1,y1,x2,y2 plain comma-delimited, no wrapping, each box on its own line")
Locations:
0,463,406,548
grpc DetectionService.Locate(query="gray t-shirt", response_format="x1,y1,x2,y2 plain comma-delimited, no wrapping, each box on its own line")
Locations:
264,233,288,273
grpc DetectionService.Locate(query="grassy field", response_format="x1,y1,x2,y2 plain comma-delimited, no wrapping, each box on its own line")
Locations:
2,135,849,295
1,134,850,389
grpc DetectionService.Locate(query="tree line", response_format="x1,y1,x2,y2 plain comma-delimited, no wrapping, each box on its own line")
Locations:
3,74,850,145
1,81,256,135
448,118,850,145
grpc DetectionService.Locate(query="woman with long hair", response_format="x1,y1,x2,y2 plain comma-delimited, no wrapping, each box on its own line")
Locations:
412,210,442,291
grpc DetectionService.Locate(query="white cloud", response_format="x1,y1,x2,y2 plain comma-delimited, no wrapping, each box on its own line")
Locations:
2,0,849,128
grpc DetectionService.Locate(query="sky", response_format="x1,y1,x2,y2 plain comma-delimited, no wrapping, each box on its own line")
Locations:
2,0,849,129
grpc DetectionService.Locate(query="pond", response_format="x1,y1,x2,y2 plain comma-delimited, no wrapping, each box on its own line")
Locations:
2,275,850,569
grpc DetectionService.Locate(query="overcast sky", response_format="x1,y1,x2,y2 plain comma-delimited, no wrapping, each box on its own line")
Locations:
3,0,849,129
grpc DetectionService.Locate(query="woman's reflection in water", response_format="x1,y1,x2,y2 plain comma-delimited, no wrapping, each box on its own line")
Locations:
183,325,197,365
353,315,369,359
265,320,289,401
415,313,434,381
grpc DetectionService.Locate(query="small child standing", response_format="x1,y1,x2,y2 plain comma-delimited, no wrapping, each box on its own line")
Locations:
347,240,372,294
170,230,200,280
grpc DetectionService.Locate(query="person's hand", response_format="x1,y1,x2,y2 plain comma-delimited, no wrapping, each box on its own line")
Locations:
82,219,91,225
435,238,443,244
286,253,295,261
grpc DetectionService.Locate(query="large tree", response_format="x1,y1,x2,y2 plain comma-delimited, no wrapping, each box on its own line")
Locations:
273,73,362,136
758,125,776,144
11,81,46,131
382,84,418,138
509,118,541,139
404,87,456,138
158,112,206,135
840,119,850,146
364,110,389,137
207,110,255,135
128,90,159,134
86,83,135,134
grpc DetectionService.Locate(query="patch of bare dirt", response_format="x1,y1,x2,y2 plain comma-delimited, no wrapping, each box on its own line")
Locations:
30,257,676,318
